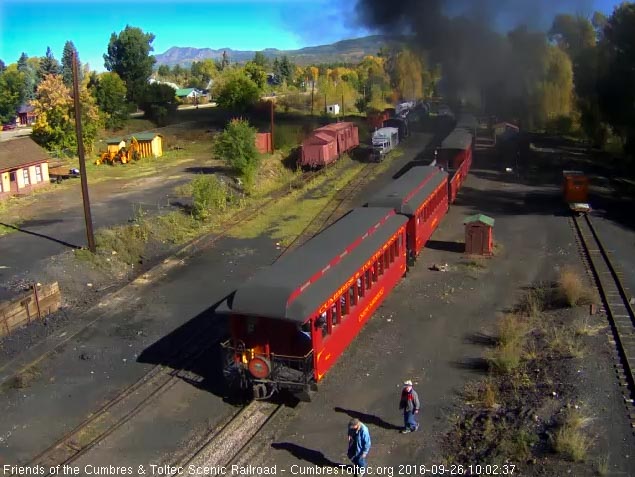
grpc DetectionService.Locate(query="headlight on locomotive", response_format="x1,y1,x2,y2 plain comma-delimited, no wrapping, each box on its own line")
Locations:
247,356,272,379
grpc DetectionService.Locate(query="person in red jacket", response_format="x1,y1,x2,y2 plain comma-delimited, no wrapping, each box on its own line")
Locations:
399,380,420,433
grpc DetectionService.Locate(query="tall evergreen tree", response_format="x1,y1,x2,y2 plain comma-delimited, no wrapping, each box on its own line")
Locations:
0,59,5,73
220,51,230,70
38,47,61,80
18,53,37,101
104,25,156,105
61,41,81,87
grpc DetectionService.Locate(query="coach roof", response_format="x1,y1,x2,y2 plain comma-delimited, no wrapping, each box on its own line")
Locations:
366,166,448,216
440,129,473,151
226,208,408,322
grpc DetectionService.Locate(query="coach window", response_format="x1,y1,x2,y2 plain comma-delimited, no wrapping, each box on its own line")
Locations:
372,263,378,282
357,276,364,298
384,250,390,269
316,313,328,338
389,242,394,263
365,269,372,290
376,258,383,277
348,286,355,308
340,294,349,318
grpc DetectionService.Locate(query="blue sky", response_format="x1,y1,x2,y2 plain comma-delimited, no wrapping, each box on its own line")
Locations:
0,0,625,72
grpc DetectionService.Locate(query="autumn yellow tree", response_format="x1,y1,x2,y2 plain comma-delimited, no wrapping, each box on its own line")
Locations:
392,49,424,101
32,74,101,154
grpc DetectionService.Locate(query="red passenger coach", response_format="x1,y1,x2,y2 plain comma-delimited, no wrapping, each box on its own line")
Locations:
220,208,408,399
438,129,473,204
366,166,448,262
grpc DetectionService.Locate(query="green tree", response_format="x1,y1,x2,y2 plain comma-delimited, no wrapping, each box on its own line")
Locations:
61,41,81,87
549,14,596,61
253,51,268,68
220,51,230,70
213,69,260,112
138,83,177,125
38,47,61,81
279,56,293,84
0,69,25,123
390,49,424,101
104,25,156,105
0,59,5,73
31,74,101,154
243,62,267,89
157,64,170,77
92,72,128,129
213,118,259,191
18,53,37,101
597,3,635,154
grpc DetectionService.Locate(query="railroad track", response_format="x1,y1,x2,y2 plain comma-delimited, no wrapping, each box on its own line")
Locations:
17,159,371,471
169,401,283,475
165,161,387,470
16,167,331,473
282,162,380,254
572,213,635,429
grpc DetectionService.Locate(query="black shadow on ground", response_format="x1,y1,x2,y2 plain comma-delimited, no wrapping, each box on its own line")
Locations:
184,166,227,175
271,443,343,467
0,222,82,249
463,332,498,347
334,407,402,431
426,240,465,254
450,358,489,373
136,293,234,401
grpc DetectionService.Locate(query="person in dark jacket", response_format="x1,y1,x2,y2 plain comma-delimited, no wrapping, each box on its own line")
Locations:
399,380,420,433
347,418,371,472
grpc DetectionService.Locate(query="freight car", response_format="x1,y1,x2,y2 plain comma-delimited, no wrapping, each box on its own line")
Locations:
220,208,408,399
366,166,448,263
299,122,359,168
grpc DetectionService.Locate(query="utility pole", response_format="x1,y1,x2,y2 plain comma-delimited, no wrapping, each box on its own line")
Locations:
311,80,315,116
72,51,96,253
324,93,327,114
270,99,275,154
341,92,344,116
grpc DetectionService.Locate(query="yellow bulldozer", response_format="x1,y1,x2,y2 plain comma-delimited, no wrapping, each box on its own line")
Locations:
95,137,141,165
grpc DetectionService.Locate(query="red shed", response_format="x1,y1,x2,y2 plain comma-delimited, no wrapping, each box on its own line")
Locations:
300,132,338,167
464,214,495,256
255,132,272,154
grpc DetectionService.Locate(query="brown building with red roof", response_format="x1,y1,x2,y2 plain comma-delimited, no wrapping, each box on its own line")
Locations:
0,137,50,200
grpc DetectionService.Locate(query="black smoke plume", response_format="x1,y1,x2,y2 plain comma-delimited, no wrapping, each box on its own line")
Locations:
355,0,592,114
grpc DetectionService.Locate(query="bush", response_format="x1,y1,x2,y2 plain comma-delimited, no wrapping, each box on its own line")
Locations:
546,115,574,135
191,175,230,220
552,410,592,462
558,267,594,307
213,119,260,191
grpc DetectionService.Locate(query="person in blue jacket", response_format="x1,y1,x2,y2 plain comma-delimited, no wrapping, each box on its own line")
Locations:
347,418,371,473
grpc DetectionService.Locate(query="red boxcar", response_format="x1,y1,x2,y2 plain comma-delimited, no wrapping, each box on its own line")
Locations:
220,208,408,399
300,132,338,167
314,122,359,155
366,166,449,262
438,129,473,204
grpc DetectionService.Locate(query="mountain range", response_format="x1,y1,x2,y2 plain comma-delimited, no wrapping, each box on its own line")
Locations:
154,35,405,67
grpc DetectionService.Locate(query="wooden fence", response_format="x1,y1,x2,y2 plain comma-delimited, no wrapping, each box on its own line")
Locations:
0,282,61,337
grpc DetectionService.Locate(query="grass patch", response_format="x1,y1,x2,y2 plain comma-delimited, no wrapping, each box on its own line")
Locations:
596,454,609,476
228,158,364,244
463,378,499,409
499,429,538,462
547,324,585,358
0,223,18,237
518,285,549,318
551,409,592,462
486,314,529,375
558,266,595,307
574,316,606,336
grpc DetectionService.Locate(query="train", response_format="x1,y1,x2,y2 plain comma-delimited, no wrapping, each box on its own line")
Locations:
220,118,474,400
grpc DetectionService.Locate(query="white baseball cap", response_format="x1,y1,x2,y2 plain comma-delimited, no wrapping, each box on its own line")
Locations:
404,380,413,386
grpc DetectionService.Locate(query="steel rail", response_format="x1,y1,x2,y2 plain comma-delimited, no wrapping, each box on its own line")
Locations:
17,159,363,472
572,213,635,401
